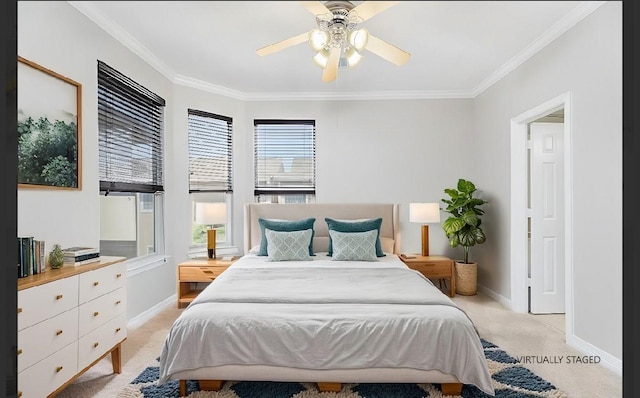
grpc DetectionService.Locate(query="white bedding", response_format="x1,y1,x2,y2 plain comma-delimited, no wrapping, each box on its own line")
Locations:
158,254,494,395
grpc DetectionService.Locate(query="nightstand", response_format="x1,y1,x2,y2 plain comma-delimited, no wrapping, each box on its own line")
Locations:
177,257,239,308
399,255,455,298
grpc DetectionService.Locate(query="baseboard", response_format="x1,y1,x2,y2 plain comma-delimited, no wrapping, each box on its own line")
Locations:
127,294,176,330
566,334,622,376
478,284,622,377
477,284,512,309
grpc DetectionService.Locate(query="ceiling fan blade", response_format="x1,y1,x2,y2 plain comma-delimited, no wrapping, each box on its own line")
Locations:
366,34,410,66
350,1,399,21
322,47,341,82
299,1,331,16
256,32,309,57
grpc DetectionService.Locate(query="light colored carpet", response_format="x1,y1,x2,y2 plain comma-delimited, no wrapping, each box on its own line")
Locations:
55,291,622,398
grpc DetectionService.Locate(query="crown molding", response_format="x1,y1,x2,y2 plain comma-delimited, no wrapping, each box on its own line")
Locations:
67,1,605,102
67,1,177,82
471,1,606,97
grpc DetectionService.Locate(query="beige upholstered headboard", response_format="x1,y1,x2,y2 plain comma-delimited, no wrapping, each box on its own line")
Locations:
244,203,401,255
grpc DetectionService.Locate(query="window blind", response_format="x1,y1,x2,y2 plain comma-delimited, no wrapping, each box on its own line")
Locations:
254,119,316,196
98,60,165,193
188,109,233,192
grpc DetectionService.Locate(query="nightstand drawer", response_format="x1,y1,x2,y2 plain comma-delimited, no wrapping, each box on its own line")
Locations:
179,266,227,282
410,262,452,278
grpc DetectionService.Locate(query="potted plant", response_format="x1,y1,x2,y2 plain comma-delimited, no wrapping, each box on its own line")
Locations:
441,178,488,295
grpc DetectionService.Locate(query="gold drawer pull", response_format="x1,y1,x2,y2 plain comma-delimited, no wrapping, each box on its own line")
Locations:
116,273,122,278
18,392,22,397
93,281,99,286
115,300,121,305
56,330,63,336
93,311,99,317
17,349,22,355
56,366,63,373
56,294,63,300
17,307,22,314
93,342,99,348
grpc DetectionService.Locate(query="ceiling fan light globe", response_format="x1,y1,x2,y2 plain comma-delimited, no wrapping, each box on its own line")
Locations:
312,49,330,69
345,47,363,67
309,29,330,51
348,28,369,51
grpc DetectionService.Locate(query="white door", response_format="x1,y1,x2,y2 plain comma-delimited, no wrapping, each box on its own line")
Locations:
530,122,565,314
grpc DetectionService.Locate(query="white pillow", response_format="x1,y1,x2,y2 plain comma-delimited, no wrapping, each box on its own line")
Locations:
265,228,313,261
329,229,379,262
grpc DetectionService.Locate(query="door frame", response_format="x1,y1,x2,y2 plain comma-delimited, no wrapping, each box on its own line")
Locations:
510,92,573,336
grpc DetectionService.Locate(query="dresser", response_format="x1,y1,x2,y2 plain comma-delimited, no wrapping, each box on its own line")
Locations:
17,256,127,398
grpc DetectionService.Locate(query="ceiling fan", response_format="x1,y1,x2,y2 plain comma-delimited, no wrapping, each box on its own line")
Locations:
256,1,410,82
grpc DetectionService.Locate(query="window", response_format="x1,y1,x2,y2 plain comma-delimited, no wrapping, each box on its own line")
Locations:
188,109,233,249
98,60,165,260
254,119,316,203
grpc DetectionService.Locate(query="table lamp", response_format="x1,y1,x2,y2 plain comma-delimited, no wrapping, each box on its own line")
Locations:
195,202,227,259
409,203,441,257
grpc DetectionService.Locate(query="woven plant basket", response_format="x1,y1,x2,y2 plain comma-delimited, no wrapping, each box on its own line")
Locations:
455,262,477,295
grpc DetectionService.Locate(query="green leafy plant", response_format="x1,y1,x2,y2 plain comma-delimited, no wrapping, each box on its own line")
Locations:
441,178,488,264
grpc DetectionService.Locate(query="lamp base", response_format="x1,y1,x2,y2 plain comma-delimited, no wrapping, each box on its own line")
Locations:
207,228,217,259
421,224,430,257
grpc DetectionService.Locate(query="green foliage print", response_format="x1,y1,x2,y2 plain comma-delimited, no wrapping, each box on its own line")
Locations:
18,115,78,187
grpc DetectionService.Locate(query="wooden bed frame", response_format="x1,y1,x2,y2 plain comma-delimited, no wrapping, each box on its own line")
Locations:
176,203,464,396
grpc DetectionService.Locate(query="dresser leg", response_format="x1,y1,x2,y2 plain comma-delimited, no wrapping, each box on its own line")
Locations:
111,343,122,374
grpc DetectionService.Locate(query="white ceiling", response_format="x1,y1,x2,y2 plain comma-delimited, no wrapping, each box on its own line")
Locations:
68,1,604,100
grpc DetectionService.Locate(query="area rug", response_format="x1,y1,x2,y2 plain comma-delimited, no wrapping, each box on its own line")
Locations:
118,339,568,398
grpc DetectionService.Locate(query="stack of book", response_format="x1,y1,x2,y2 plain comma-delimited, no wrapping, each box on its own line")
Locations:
63,247,100,266
17,237,46,278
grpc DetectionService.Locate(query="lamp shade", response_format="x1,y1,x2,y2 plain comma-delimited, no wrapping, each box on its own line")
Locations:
409,203,441,224
195,202,227,225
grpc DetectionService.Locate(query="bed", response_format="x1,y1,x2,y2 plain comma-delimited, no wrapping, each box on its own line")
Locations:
159,203,495,396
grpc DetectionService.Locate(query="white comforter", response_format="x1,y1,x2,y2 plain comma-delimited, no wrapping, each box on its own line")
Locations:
158,254,494,395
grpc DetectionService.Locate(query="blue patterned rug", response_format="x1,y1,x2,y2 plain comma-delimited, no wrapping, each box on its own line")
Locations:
118,339,567,398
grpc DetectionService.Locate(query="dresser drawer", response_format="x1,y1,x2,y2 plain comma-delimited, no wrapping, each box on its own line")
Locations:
18,341,78,398
18,275,78,332
179,265,227,281
18,308,78,373
78,287,126,337
409,262,452,278
78,313,127,371
78,262,126,304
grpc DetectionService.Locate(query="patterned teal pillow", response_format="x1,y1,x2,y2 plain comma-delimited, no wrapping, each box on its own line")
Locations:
258,218,316,256
325,217,385,257
329,229,379,262
265,229,313,261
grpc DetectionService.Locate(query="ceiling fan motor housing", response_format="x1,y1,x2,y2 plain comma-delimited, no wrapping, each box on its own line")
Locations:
317,0,361,50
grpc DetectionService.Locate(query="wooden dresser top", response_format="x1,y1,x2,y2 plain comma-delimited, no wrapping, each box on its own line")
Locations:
18,256,126,291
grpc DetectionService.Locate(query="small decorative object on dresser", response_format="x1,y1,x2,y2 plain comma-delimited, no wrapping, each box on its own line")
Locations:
441,178,488,295
48,244,65,269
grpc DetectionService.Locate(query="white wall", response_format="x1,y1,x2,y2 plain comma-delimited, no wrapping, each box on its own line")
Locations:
17,1,177,320
242,99,475,257
472,1,622,361
17,1,621,365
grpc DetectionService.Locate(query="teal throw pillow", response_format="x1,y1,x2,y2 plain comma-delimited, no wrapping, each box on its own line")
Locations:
258,217,316,256
329,229,379,261
325,217,385,257
265,229,313,261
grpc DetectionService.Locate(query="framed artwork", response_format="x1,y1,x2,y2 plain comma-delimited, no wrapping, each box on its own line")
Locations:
18,56,82,190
